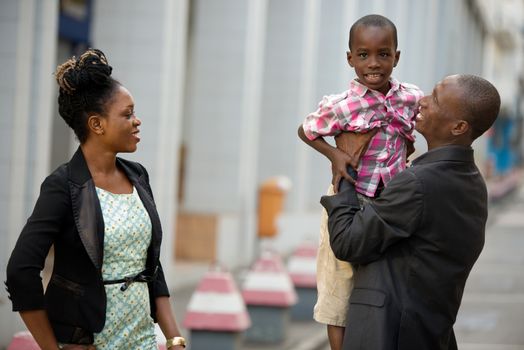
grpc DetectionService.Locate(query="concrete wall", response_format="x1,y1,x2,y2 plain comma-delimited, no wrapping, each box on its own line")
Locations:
0,0,58,344
182,0,249,213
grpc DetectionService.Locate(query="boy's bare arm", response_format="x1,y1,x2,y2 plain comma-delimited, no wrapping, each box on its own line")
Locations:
298,125,356,192
298,125,338,160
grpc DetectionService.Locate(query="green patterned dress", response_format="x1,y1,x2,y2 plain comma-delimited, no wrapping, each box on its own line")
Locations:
93,187,157,350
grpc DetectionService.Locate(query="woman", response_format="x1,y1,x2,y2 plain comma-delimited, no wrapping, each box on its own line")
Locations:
6,49,186,350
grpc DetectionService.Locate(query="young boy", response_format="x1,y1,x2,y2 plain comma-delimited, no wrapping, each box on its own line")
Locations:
297,14,423,350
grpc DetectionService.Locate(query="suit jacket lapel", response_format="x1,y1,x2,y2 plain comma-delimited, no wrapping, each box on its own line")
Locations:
68,148,104,270
117,159,162,266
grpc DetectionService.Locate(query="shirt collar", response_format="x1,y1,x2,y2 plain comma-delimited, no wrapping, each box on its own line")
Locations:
349,77,400,98
388,77,401,94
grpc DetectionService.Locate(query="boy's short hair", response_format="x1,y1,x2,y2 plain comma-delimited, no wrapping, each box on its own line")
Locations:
349,14,398,50
456,75,501,140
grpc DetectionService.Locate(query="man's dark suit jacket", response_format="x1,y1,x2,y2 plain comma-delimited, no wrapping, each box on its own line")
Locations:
321,145,487,350
6,148,169,344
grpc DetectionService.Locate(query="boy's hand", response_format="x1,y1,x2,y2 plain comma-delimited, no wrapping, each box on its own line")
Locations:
338,166,358,193
330,148,356,193
406,140,415,159
61,345,96,349
331,129,378,193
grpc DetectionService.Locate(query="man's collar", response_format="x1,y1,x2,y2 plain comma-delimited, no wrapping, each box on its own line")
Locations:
412,145,474,166
349,77,400,97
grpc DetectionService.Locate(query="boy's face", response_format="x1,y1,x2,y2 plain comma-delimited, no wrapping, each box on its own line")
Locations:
347,25,400,95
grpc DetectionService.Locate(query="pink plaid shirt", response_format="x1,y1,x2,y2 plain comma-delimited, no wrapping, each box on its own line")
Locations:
303,78,423,197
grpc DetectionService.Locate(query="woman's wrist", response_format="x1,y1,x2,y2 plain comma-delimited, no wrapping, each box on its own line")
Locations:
166,336,186,348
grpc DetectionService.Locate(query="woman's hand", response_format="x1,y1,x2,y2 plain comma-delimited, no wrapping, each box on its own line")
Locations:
156,296,186,349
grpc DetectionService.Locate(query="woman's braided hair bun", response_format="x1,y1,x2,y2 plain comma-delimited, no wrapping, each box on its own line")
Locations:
55,49,112,95
54,49,118,143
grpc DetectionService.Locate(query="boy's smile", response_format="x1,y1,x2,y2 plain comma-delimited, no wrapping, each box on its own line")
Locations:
365,73,385,84
347,25,400,95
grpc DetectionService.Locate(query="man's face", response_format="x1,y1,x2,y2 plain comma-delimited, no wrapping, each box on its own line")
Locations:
347,25,400,95
415,76,466,149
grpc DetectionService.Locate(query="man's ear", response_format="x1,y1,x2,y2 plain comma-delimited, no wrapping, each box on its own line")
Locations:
451,120,470,136
87,115,105,135
394,50,400,67
346,51,354,67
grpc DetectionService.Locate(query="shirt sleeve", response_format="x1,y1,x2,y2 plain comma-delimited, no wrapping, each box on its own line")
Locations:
398,85,425,143
320,169,423,264
303,91,390,140
302,93,348,140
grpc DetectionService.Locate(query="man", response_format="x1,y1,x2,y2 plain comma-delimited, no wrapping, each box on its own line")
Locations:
320,74,500,350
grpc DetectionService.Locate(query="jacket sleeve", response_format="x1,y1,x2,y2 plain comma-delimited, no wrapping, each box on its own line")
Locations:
6,172,70,311
320,169,423,264
154,262,170,297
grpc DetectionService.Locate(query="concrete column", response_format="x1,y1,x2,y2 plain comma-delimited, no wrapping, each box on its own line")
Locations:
372,0,387,14
295,0,321,211
0,0,34,342
237,0,268,264
478,15,498,174
392,0,408,81
2,0,59,345
32,0,59,195
153,0,189,280
339,0,359,87
7,0,34,255
423,0,439,90
455,1,466,73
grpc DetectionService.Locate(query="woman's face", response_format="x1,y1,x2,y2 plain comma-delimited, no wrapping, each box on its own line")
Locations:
99,85,141,153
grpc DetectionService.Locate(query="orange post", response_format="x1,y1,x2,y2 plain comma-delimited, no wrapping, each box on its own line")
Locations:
257,177,291,238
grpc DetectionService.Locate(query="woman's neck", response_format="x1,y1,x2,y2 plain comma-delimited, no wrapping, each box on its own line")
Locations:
81,142,133,194
80,142,118,176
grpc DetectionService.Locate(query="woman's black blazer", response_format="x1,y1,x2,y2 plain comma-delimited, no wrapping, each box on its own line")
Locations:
6,147,170,343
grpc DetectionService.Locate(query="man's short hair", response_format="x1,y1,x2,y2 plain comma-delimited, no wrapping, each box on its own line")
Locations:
457,75,501,140
349,14,398,50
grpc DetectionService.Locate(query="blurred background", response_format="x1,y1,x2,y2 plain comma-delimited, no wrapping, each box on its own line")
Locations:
1,0,523,348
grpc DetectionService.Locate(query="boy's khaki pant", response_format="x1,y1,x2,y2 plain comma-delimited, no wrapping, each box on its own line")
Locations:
314,131,377,326
313,184,371,326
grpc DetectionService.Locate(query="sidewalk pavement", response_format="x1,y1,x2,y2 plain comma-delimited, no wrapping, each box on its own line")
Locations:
170,170,524,350
455,179,524,348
